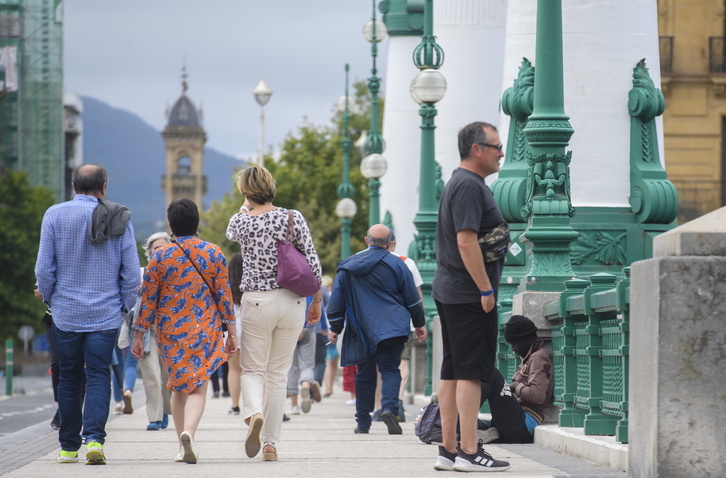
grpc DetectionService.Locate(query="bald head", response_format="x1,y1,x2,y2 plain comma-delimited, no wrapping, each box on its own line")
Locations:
72,164,108,196
366,224,392,249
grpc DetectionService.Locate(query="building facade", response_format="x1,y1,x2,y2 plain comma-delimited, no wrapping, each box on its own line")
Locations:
658,0,726,223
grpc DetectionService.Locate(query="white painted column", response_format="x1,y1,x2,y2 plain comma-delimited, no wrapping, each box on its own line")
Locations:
498,0,663,206
380,0,507,254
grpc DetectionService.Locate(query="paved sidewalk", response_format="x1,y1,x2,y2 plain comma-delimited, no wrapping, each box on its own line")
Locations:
0,382,625,477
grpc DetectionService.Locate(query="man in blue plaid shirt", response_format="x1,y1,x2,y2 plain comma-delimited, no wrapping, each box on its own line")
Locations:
35,164,139,465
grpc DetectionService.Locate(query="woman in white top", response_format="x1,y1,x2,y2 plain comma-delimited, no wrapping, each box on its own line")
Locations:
226,165,323,461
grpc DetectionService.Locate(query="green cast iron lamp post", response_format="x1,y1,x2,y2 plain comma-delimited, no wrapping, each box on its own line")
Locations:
410,0,445,396
361,0,387,227
336,65,357,260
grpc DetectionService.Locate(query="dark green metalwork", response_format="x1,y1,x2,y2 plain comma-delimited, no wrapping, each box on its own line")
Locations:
518,0,578,292
544,270,631,443
364,0,386,227
409,0,443,396
549,278,589,427
628,60,678,225
338,64,354,260
379,0,424,37
577,274,619,435
493,57,535,224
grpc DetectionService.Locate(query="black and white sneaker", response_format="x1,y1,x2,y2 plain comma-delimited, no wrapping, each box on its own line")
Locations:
433,445,457,471
453,444,510,472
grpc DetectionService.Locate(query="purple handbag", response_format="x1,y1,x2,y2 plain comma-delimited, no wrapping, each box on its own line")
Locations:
276,210,320,297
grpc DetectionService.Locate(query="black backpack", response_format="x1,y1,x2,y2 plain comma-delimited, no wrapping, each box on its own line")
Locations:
414,402,442,444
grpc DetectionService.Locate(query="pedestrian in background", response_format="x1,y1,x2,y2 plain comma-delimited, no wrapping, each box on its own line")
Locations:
35,164,140,465
134,231,173,431
327,224,427,435
227,252,244,415
226,165,322,461
132,198,236,464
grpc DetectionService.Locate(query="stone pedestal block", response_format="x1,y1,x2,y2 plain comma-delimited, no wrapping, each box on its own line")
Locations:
512,290,562,337
629,207,726,478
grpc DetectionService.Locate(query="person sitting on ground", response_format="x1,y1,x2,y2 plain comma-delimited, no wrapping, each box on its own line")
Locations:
477,314,554,444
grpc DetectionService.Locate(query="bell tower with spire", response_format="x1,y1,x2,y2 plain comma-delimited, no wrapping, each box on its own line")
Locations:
162,66,207,210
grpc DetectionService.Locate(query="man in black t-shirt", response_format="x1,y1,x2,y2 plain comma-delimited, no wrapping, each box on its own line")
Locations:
430,122,510,473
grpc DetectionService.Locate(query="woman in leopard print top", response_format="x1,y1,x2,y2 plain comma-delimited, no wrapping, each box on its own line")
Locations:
226,165,323,462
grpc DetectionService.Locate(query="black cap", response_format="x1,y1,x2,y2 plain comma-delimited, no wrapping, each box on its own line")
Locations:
504,315,537,342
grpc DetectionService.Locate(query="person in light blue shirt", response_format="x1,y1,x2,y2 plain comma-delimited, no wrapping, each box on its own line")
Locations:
35,163,140,465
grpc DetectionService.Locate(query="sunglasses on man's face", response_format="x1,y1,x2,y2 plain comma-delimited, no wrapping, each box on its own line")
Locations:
477,143,503,152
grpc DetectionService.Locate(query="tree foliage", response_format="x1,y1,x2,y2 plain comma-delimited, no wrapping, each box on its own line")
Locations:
0,170,55,342
199,80,378,275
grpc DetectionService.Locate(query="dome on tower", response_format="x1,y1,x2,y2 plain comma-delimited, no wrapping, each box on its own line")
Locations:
166,66,202,128
167,94,201,127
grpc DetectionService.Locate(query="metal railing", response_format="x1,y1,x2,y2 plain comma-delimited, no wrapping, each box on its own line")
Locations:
659,36,673,74
671,179,722,224
541,270,631,443
493,270,631,443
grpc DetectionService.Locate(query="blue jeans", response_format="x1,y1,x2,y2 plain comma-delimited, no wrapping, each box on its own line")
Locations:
53,325,118,450
355,337,405,431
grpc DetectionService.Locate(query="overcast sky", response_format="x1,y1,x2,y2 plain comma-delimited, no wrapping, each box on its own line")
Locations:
64,1,388,160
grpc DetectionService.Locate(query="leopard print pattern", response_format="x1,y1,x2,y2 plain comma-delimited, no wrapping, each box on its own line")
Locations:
226,207,322,292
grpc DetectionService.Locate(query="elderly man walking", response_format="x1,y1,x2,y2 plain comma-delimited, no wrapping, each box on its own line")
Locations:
327,224,427,435
35,164,140,465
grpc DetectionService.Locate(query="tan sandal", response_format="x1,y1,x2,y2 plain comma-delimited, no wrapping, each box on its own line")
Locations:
245,413,264,458
262,442,277,461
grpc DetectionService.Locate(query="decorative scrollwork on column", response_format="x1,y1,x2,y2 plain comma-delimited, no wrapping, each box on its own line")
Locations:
628,59,678,224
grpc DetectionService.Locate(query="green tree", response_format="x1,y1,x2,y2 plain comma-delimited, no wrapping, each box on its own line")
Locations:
200,81,377,275
0,170,55,342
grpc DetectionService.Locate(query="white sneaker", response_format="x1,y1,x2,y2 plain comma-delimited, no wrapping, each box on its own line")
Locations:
345,398,356,405
113,402,123,415
453,445,510,472
433,445,456,471
289,405,301,415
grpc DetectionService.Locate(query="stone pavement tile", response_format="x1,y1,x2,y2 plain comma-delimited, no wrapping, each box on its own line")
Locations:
1,384,624,478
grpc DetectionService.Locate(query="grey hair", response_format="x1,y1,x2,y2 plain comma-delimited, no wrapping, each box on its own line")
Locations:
144,231,172,260
366,231,392,248
458,121,497,159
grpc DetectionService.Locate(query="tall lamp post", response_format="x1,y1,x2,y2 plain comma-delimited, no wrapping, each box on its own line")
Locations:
410,0,446,396
360,0,387,226
336,64,357,259
252,78,273,163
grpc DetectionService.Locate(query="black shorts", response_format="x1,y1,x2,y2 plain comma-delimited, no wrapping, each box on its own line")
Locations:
436,299,498,382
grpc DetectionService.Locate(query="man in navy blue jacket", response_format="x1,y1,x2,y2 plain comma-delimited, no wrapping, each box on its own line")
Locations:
327,224,427,435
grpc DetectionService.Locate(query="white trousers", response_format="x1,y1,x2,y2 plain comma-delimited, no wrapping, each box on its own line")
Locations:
240,288,306,443
139,325,171,423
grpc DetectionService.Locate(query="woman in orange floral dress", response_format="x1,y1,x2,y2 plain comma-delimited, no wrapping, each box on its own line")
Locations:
132,199,236,464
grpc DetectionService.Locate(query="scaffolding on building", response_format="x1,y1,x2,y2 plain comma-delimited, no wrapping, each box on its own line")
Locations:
0,0,64,201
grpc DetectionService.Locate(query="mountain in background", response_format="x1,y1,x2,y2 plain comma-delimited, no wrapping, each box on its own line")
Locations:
81,96,246,241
